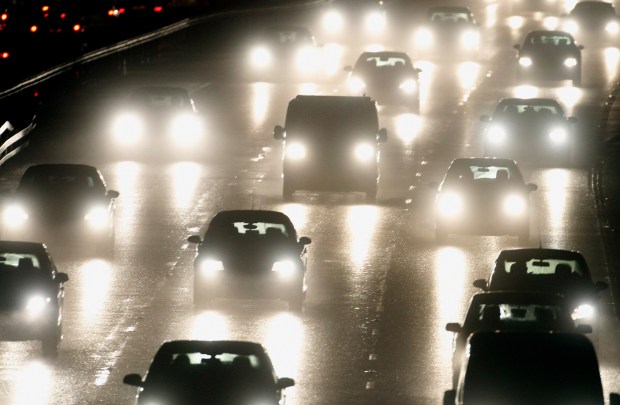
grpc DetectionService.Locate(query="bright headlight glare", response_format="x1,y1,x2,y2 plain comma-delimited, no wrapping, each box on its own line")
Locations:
171,114,202,145
564,57,577,68
354,143,375,161
399,79,417,93
415,28,432,48
348,76,366,93
549,127,567,143
3,204,28,226
438,192,463,218
519,56,532,67
606,21,619,34
460,30,480,49
286,142,306,160
85,206,109,228
26,296,49,314
503,194,526,216
272,260,296,277
251,47,271,68
365,11,386,32
323,10,343,32
572,303,595,320
113,114,143,143
563,20,578,34
199,259,224,275
296,47,319,72
488,125,506,143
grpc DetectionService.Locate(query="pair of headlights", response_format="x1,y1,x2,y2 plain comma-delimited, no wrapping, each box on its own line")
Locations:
321,10,386,34
198,259,298,277
487,125,568,144
437,192,527,218
250,46,320,73
285,142,375,162
563,20,619,35
112,113,203,145
3,204,110,229
518,56,578,68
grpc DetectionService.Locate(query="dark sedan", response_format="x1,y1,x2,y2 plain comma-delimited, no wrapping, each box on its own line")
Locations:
124,340,295,405
0,241,69,357
562,1,619,44
188,210,311,311
514,30,583,86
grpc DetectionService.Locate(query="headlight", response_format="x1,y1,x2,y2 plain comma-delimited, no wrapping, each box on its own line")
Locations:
272,260,297,278
112,113,143,143
323,10,343,33
415,28,433,48
487,125,506,143
285,142,306,160
518,56,532,67
572,303,595,320
564,57,577,68
399,79,417,94
606,21,619,34
460,30,480,50
26,295,50,315
365,11,386,33
250,47,271,68
437,192,463,218
549,127,567,144
354,143,375,161
562,20,578,35
3,204,28,226
348,76,366,93
171,114,202,145
199,259,224,275
503,194,526,216
84,206,109,229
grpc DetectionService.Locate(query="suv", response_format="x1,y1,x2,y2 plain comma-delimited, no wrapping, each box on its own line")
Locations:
273,95,387,201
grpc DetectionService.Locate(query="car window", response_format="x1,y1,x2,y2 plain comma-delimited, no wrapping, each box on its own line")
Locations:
429,11,471,23
448,165,517,182
132,93,189,108
19,174,101,190
527,33,574,46
265,30,311,44
497,104,560,116
206,221,292,241
0,253,41,271
465,303,566,329
362,56,409,68
285,104,379,139
500,259,585,277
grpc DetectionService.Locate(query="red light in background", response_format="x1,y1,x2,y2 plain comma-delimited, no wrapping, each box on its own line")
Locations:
1,13,7,21
60,13,66,19
1,52,9,59
153,6,163,12
30,25,38,32
119,8,125,13
72,24,80,32
42,5,49,12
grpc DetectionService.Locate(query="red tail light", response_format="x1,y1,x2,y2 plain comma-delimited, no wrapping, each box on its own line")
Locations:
42,5,49,12
60,13,66,19
1,52,9,59
1,13,7,21
153,6,163,12
119,8,125,13
73,24,80,32
30,25,38,33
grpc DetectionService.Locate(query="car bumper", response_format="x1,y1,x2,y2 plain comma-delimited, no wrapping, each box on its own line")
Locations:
194,271,305,300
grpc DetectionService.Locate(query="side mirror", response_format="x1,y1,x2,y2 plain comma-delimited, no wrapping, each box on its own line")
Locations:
480,115,491,122
55,272,69,283
107,190,120,199
578,44,584,50
527,183,538,192
610,393,620,405
276,377,295,389
344,65,353,72
576,324,593,334
445,322,462,333
567,116,578,124
513,44,521,51
377,128,388,143
299,236,311,246
273,125,285,140
187,235,202,244
123,373,143,387
595,281,609,292
473,279,488,290
443,389,456,405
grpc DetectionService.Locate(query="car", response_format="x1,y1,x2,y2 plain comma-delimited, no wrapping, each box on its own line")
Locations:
445,291,591,388
561,1,619,43
430,157,537,244
0,241,69,357
273,95,388,201
187,210,311,311
443,331,620,405
414,6,480,60
319,0,387,43
248,25,323,79
1,164,119,254
111,86,204,154
124,340,295,405
344,51,421,112
473,248,609,322
514,30,584,86
480,97,577,165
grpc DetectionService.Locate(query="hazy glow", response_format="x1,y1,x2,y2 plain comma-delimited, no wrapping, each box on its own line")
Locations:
191,311,230,340
365,44,384,52
604,48,620,81
323,43,343,76
563,0,576,12
485,3,497,27
298,83,317,95
512,85,539,98
507,16,524,30
543,16,559,30
457,62,480,90
112,161,139,241
542,169,568,233
170,162,201,209
79,259,112,324
251,82,270,127
395,113,422,144
13,360,51,405
346,205,379,267
280,204,308,231
554,86,582,110
264,313,303,379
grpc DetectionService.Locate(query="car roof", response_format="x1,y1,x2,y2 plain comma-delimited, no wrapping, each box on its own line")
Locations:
525,29,576,39
154,340,268,356
449,157,519,167
358,51,411,60
470,291,566,305
498,97,562,107
428,5,472,13
23,163,99,175
209,210,294,225
290,94,375,106
0,240,48,254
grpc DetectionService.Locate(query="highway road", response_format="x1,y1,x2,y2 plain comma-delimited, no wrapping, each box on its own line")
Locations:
0,0,619,403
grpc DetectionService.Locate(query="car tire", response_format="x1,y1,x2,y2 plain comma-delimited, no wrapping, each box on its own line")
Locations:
41,324,61,357
283,180,294,201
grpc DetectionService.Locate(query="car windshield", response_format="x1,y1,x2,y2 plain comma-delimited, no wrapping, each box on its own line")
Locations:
286,104,378,140
131,91,190,109
429,11,471,23
0,254,41,272
527,33,574,46
446,164,521,183
500,258,586,277
359,55,410,68
206,221,292,243
18,173,103,192
464,302,569,330
264,29,312,45
496,103,561,117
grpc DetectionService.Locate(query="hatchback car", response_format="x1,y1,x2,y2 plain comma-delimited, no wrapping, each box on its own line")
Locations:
319,0,387,42
431,157,537,243
1,164,119,253
274,95,387,201
445,291,590,388
480,97,577,165
562,1,619,43
473,248,608,322
414,6,480,60
0,241,69,357
124,340,295,405
187,210,311,311
345,51,421,112
514,30,583,86
111,86,204,153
